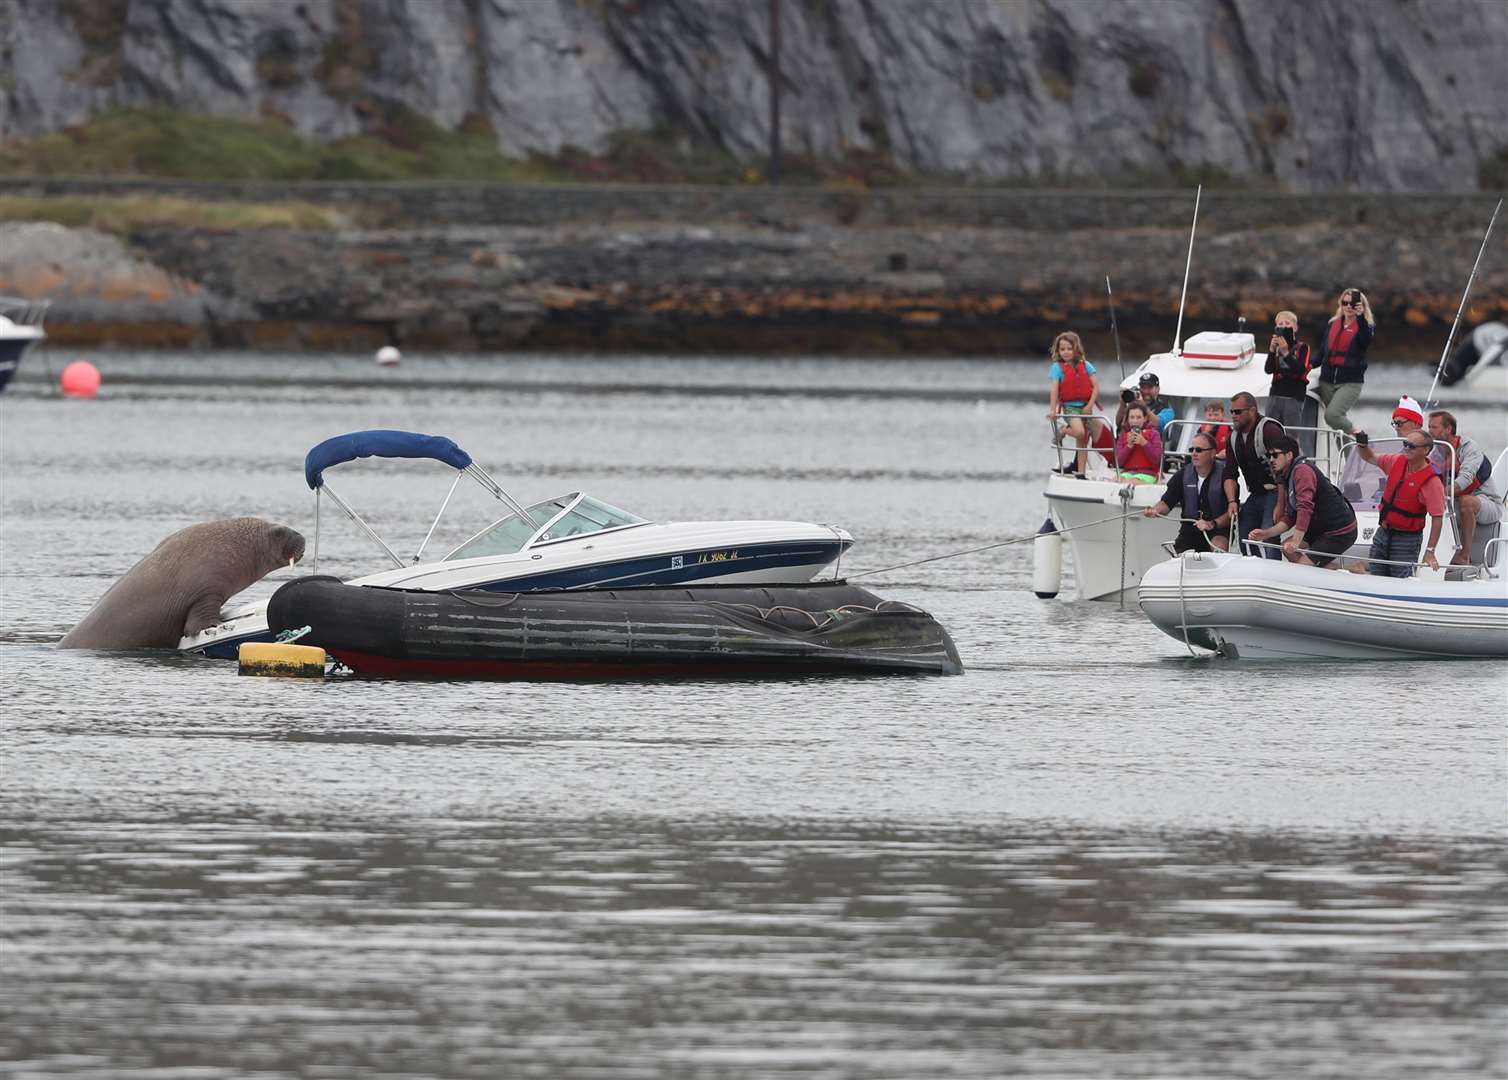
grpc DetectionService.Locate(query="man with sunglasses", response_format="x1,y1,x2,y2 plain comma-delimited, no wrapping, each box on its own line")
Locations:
1142,434,1237,553
1355,431,1444,576
1227,391,1285,558
1247,435,1357,567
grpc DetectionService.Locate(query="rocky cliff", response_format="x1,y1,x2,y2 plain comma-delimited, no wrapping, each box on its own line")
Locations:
3,0,1506,193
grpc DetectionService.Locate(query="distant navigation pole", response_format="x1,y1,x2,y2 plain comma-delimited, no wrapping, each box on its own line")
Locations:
768,0,782,186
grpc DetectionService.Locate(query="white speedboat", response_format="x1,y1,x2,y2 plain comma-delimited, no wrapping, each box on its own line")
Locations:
1138,549,1508,660
0,296,48,391
182,430,853,658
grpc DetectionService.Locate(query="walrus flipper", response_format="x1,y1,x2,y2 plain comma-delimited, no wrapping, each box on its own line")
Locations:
182,593,230,636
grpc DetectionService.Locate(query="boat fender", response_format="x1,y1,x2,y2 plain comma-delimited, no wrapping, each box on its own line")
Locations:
238,641,327,678
1033,517,1062,599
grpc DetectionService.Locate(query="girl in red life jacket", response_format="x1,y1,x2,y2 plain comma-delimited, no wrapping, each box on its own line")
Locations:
1115,402,1162,480
1046,331,1100,476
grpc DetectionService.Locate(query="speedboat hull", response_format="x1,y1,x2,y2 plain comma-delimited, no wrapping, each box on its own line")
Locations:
182,521,853,658
266,576,962,679
1139,551,1508,660
0,300,47,392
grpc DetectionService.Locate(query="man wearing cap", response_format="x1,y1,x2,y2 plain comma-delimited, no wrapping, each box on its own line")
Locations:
1355,429,1444,576
1247,435,1358,567
1116,372,1175,436
1428,409,1503,565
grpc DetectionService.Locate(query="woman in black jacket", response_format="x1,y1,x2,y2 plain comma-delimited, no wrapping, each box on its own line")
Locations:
1314,287,1375,435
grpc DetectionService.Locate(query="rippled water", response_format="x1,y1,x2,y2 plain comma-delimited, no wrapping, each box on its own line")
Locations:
2,351,1505,1078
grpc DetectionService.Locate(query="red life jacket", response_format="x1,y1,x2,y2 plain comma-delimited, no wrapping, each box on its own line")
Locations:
1057,361,1094,405
1326,320,1358,365
1378,456,1437,533
1121,439,1158,473
1444,436,1491,495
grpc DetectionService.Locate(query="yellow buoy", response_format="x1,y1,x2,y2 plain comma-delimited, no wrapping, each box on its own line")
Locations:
238,641,327,678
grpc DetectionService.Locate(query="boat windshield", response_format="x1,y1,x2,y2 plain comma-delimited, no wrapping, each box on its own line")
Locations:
444,494,647,560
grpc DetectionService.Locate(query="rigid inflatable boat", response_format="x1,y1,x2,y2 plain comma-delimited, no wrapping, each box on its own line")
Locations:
266,576,962,679
1139,550,1508,660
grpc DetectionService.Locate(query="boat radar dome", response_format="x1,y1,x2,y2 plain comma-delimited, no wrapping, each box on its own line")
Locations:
60,360,101,398
375,346,401,366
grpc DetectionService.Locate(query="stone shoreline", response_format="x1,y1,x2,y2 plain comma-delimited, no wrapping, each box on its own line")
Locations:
2,181,1504,358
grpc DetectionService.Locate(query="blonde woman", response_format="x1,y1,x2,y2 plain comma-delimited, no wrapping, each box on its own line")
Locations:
1045,331,1100,476
1314,287,1375,434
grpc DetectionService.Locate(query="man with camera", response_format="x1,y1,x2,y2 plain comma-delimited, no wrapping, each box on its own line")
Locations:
1116,372,1175,436
1265,310,1313,455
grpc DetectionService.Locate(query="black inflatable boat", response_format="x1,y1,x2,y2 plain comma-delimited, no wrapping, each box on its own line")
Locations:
267,576,963,679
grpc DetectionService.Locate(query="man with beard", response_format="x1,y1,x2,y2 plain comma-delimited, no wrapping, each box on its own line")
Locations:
1226,391,1286,558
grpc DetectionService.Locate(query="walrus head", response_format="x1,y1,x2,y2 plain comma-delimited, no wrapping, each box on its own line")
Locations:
267,522,306,568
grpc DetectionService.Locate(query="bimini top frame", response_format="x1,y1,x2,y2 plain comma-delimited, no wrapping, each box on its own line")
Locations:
302,429,538,572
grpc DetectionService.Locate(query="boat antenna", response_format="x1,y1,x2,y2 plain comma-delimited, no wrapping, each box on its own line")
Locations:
1105,275,1125,386
1172,184,1202,355
1425,197,1502,408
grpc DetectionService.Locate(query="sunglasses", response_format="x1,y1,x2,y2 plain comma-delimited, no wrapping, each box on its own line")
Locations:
1265,451,1289,460
1405,442,1431,451
1391,418,1410,427
1191,446,1215,454
1230,407,1250,415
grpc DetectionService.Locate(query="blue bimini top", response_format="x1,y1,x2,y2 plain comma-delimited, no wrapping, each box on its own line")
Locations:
304,430,473,490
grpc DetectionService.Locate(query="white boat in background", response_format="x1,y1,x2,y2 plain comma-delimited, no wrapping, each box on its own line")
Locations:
0,296,48,391
181,430,853,658
1435,321,1508,402
1139,548,1508,660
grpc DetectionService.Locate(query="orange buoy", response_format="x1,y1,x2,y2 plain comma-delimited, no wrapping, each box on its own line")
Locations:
60,360,101,399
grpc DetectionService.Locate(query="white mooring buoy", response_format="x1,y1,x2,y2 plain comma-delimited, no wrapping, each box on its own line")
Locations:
1032,517,1062,599
374,345,401,366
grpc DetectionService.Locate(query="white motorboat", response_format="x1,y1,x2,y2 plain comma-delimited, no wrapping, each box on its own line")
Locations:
181,430,853,658
1436,322,1508,401
1040,329,1358,601
0,296,48,391
1138,548,1508,660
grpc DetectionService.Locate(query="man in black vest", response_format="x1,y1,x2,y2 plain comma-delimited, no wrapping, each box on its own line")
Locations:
1227,391,1286,559
1142,433,1238,552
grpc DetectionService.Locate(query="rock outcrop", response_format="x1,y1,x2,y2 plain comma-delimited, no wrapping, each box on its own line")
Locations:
3,0,1506,193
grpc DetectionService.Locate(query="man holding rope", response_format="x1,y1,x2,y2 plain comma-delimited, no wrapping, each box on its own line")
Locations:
1142,433,1237,553
1247,435,1358,567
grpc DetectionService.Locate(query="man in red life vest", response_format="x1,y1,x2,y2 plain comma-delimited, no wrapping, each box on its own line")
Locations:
1356,431,1444,577
1428,409,1503,565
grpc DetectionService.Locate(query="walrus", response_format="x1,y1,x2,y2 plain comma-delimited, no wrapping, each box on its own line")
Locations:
59,517,306,649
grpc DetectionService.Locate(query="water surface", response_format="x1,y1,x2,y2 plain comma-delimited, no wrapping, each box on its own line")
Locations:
2,351,1505,1079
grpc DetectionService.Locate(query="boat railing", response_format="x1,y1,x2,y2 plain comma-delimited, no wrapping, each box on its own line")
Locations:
1047,412,1176,484
1243,539,1446,575
1481,538,1506,578
0,296,49,326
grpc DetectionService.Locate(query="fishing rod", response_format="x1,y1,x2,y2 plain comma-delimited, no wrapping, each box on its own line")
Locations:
1106,274,1125,387
1171,184,1202,355
1424,197,1502,408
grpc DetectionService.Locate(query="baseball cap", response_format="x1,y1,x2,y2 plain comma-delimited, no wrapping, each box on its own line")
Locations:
1138,373,1160,386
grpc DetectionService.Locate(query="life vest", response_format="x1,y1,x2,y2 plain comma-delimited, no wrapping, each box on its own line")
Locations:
1378,456,1437,533
1325,320,1358,365
1284,458,1356,537
1181,460,1226,521
1057,360,1094,405
1121,436,1158,473
1229,415,1283,492
1443,436,1493,495
1198,421,1230,455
